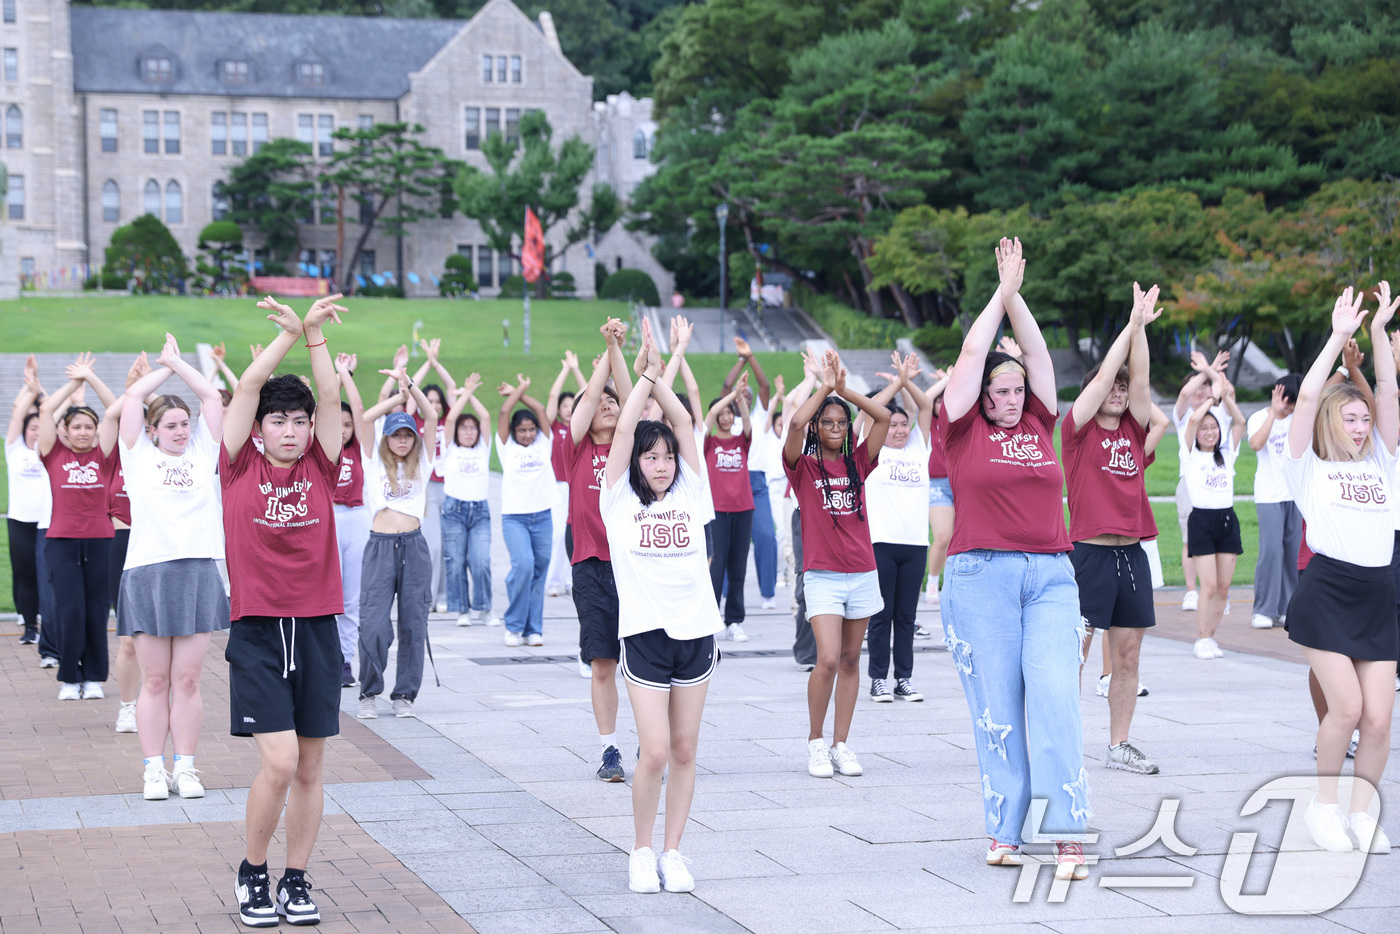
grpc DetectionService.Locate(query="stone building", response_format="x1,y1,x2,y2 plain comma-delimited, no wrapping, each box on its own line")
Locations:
2,0,672,298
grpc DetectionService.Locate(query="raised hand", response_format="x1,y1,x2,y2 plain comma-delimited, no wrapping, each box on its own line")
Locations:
1132,282,1163,327
462,372,482,398
421,337,442,362
391,344,409,371
158,333,181,369
1190,351,1209,373
820,350,840,388
65,351,96,382
1375,280,1400,331
642,319,662,373
1332,287,1368,336
212,342,227,362
1344,338,1365,371
995,236,1025,299
601,317,622,347
773,373,785,398
674,315,694,349
1222,378,1237,402
334,352,354,375
1270,384,1288,417
734,336,753,358
998,335,1023,359
126,351,150,389
902,351,922,382
734,370,750,400
515,372,531,392
875,371,899,384
304,293,347,330
257,295,303,336
563,349,578,370
249,343,264,361
497,380,514,397
932,367,949,381
1209,350,1230,373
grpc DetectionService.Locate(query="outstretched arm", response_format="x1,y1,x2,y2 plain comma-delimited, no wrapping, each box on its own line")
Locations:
303,294,347,463
1371,281,1400,455
1145,403,1171,457
942,242,1013,422
159,333,224,443
497,375,530,444
36,354,94,457
8,355,40,444
1290,289,1367,458
829,351,893,461
1221,380,1247,451
998,238,1056,413
572,323,614,444
336,353,367,452
224,297,305,462
211,342,241,390
735,338,772,409
1126,285,1158,428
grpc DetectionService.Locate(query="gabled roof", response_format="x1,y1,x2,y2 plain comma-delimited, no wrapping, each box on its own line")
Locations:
70,7,466,100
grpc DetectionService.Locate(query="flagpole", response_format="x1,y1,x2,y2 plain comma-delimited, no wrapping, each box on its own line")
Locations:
523,291,531,356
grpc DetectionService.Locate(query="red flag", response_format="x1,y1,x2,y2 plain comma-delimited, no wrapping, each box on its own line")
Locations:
522,207,545,283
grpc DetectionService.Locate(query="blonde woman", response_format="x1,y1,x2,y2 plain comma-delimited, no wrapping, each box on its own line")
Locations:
1284,285,1399,854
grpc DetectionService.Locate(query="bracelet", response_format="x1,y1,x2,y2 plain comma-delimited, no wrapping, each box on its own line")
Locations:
305,339,327,349
1337,365,1349,376
640,374,656,383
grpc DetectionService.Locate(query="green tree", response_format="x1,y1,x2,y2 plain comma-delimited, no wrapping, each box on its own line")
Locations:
103,214,188,294
219,138,316,264
194,219,246,294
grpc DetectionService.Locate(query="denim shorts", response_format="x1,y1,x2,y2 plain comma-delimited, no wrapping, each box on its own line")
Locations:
928,477,953,508
803,568,884,620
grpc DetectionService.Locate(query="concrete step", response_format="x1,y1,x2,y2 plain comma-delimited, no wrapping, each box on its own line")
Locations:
0,352,209,418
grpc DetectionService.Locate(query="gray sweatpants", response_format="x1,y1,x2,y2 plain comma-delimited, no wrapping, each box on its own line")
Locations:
1252,501,1302,619
359,529,432,701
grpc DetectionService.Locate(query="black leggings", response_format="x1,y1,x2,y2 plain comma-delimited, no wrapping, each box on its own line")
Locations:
868,542,928,680
109,528,130,612
709,510,753,625
7,518,39,630
47,537,112,685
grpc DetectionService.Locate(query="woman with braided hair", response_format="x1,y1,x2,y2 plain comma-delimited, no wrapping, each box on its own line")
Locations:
783,350,890,780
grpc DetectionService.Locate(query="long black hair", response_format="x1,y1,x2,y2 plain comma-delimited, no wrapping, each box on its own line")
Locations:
1196,410,1225,467
509,408,541,439
802,396,865,528
629,420,680,507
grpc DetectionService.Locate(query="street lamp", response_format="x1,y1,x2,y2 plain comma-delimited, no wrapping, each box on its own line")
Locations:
716,202,729,353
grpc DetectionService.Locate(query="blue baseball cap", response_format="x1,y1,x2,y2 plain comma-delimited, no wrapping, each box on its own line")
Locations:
383,412,420,437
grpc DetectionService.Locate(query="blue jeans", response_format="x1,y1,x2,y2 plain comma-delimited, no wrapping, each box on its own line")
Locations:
443,497,493,613
942,549,1089,845
750,470,777,598
502,509,551,637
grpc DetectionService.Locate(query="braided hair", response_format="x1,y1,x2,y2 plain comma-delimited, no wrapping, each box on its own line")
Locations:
802,396,866,528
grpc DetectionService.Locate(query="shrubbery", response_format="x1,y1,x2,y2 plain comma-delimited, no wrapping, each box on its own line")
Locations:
439,253,478,297
599,268,660,306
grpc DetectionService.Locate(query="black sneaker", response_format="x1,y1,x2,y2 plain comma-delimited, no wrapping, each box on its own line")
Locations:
598,745,625,783
341,662,354,688
893,679,924,702
235,861,278,928
19,626,38,645
276,871,320,925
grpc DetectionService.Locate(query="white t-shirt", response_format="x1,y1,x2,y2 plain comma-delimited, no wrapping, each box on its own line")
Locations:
1174,403,1231,478
865,428,930,546
601,458,724,641
5,436,52,525
500,430,554,515
1246,409,1293,504
441,436,492,502
1183,438,1238,510
693,424,716,525
119,417,224,569
733,398,771,474
1282,437,1396,567
363,425,432,520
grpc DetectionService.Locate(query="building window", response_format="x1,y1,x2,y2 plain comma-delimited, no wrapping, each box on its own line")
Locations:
359,250,375,279
231,112,246,156
3,48,15,82
498,251,511,285
476,246,493,288
505,109,520,148
633,129,647,159
496,56,507,83
211,183,228,221
297,61,324,86
142,56,172,84
164,110,179,154
4,104,19,148
482,54,492,83
100,108,117,152
511,55,521,83
221,59,248,85
6,172,20,219
144,179,160,216
165,180,182,224
2,0,13,24
357,189,372,224
102,180,119,223
464,107,479,150
320,182,336,225
211,112,226,155
297,113,313,145
252,112,267,152
143,110,158,153
485,107,499,141
358,114,372,130
317,114,333,157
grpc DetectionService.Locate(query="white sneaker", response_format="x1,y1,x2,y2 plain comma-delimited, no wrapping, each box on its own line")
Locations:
761,598,776,610
143,765,170,800
1181,590,1199,611
830,742,863,776
1251,613,1274,629
526,633,544,646
115,701,138,733
546,587,560,598
486,615,503,627
728,624,748,642
925,589,940,608
1193,639,1215,660
58,682,81,701
807,738,833,778
504,631,523,647
1223,601,1231,615
1095,674,1111,697
578,655,592,679
1306,797,1354,852
657,849,695,893
357,696,378,719
628,847,660,894
81,681,105,699
39,655,58,669
172,768,205,799
456,613,472,627
1209,638,1224,658
434,601,447,614
393,698,416,718
1348,811,1392,854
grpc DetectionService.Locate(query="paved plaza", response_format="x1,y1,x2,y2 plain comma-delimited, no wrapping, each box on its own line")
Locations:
3,479,1398,933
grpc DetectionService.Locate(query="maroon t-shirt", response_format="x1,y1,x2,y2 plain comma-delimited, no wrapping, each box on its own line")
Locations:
109,462,131,525
41,441,116,539
1061,410,1157,542
784,441,878,573
705,433,754,512
566,434,612,563
940,394,1071,556
334,440,365,508
927,419,948,480
550,418,570,483
220,439,344,620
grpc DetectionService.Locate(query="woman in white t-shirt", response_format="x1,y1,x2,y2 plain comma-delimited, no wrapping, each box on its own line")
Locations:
497,375,554,648
354,366,439,720
440,375,496,627
117,333,230,801
1181,379,1246,659
6,354,52,647
601,323,722,896
1283,286,1399,855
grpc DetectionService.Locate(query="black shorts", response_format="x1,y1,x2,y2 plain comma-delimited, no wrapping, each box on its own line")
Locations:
621,630,719,691
1286,553,1398,661
227,615,342,738
1187,507,1242,557
572,558,619,663
1070,542,1155,630
704,522,714,560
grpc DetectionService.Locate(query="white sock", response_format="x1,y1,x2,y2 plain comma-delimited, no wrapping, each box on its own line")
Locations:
600,733,617,753
143,755,165,773
173,754,195,774
928,574,940,593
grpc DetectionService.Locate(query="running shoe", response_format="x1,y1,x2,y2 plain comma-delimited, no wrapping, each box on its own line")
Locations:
115,701,138,734
658,849,695,893
1348,811,1392,854
276,871,320,925
1349,729,1359,758
807,738,833,778
81,681,105,699
172,768,205,799
393,698,416,718
870,678,893,702
985,840,1021,866
504,631,523,647
1223,600,1231,615
456,612,473,627
914,624,932,639
894,679,923,702
578,654,592,679
1251,613,1274,629
236,862,278,928
830,742,863,776
143,764,170,801
1305,797,1353,852
728,623,748,642
526,633,544,646
1208,638,1224,658
796,662,815,672
19,626,37,645
1192,639,1214,660
1054,842,1089,880
1106,741,1159,774
58,682,81,700
341,662,355,688
924,589,940,608
761,598,776,610
1095,674,1111,697
1181,590,1198,611
39,655,58,669
434,601,447,614
598,745,625,783
629,847,660,893
357,696,378,719
486,614,503,627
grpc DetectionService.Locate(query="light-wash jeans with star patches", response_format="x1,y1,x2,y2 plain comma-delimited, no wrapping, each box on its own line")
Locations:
942,549,1090,845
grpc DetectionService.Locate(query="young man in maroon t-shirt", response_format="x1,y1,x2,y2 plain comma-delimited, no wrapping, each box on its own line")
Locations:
1062,284,1162,777
222,294,346,928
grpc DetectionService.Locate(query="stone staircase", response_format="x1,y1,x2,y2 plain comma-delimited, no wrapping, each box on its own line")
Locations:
0,352,210,418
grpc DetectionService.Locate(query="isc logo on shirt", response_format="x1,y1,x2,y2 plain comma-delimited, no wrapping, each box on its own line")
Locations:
714,449,743,470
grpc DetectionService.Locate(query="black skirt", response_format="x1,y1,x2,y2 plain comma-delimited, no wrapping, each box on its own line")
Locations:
1285,553,1399,661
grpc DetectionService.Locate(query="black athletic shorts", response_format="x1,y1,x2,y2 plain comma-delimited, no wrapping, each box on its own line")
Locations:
227,615,342,738
572,558,620,663
621,629,719,691
1187,507,1243,557
1070,542,1156,630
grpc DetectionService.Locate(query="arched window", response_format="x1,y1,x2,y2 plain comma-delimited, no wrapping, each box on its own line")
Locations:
165,180,182,224
632,128,647,159
6,104,21,148
102,181,120,223
211,182,228,221
143,179,160,217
